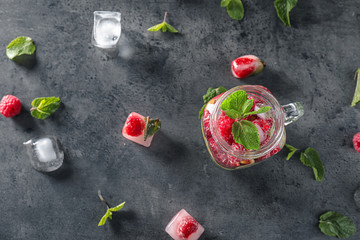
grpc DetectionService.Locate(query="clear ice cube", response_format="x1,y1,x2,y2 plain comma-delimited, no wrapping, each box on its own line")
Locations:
24,136,64,172
92,11,121,49
165,209,204,240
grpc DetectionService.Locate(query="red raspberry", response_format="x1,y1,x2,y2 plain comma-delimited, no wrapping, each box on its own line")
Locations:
218,112,235,144
208,137,219,154
124,114,145,137
177,216,198,239
353,132,360,152
257,145,282,161
203,111,212,138
0,95,22,118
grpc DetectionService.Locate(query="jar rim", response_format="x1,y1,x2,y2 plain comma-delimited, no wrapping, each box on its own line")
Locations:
210,85,285,160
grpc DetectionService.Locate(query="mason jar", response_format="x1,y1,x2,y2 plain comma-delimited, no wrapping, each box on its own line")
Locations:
201,85,304,170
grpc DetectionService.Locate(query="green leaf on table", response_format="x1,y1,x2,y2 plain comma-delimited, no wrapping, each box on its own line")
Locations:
351,68,360,107
274,0,298,26
147,23,165,32
98,210,112,226
109,202,126,212
199,86,227,119
319,211,356,239
144,117,161,141
221,0,244,21
6,36,36,61
284,144,298,160
147,12,179,33
232,120,260,150
300,147,324,181
30,97,61,120
243,106,272,117
220,90,248,118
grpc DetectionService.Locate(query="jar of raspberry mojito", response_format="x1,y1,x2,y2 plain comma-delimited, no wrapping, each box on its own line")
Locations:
201,85,304,170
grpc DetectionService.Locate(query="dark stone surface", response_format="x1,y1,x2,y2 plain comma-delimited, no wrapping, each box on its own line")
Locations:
0,0,359,239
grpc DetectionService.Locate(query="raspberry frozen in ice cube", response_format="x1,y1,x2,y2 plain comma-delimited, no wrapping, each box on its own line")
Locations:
122,112,161,147
165,209,204,240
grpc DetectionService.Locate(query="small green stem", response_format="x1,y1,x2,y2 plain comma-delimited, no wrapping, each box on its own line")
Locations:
163,12,168,23
98,190,111,209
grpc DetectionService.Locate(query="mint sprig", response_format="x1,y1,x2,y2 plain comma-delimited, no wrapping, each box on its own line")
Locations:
221,0,244,21
285,144,298,160
98,190,126,226
351,68,360,107
319,211,356,239
144,117,161,141
148,12,178,33
30,97,61,120
6,36,36,61
199,87,227,119
300,147,324,181
274,0,298,26
220,90,271,150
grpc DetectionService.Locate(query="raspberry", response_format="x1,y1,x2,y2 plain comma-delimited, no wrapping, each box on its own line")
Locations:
353,132,360,152
257,145,281,161
124,114,145,137
208,137,219,154
0,95,22,118
218,112,235,144
203,111,212,138
177,216,198,239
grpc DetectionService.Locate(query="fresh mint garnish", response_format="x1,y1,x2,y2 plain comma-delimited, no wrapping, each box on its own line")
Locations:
319,211,356,239
221,0,244,20
30,97,61,120
351,68,360,107
220,90,271,150
6,36,36,61
199,87,227,119
144,117,161,141
148,12,178,33
274,0,298,26
285,144,298,160
300,147,324,181
98,190,126,226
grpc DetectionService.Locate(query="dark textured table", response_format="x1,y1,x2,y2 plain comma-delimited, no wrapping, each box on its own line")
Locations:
1,1,359,239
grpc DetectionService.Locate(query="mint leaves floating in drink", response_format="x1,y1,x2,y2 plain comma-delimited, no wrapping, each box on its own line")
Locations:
144,117,161,141
98,190,126,226
30,97,61,120
285,144,298,160
220,90,271,150
319,211,356,239
274,0,298,26
300,147,324,181
199,87,227,119
148,12,179,33
6,36,36,61
221,0,244,21
351,68,360,107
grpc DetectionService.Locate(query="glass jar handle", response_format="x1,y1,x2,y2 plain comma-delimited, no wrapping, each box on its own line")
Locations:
282,102,304,126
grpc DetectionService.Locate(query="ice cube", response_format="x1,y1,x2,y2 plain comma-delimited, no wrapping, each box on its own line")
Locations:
122,112,161,147
165,209,204,240
92,11,121,49
254,123,266,143
24,136,64,172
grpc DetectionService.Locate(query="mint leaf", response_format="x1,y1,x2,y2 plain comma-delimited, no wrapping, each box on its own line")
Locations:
109,202,126,212
164,23,178,33
243,106,272,117
223,109,242,119
351,68,360,107
30,97,61,120
6,36,36,61
319,211,356,239
147,12,179,33
285,144,298,160
147,23,165,32
274,0,298,26
241,99,254,114
144,117,161,141
222,0,244,21
232,120,260,150
221,90,247,118
300,147,324,181
98,210,111,226
199,86,227,119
